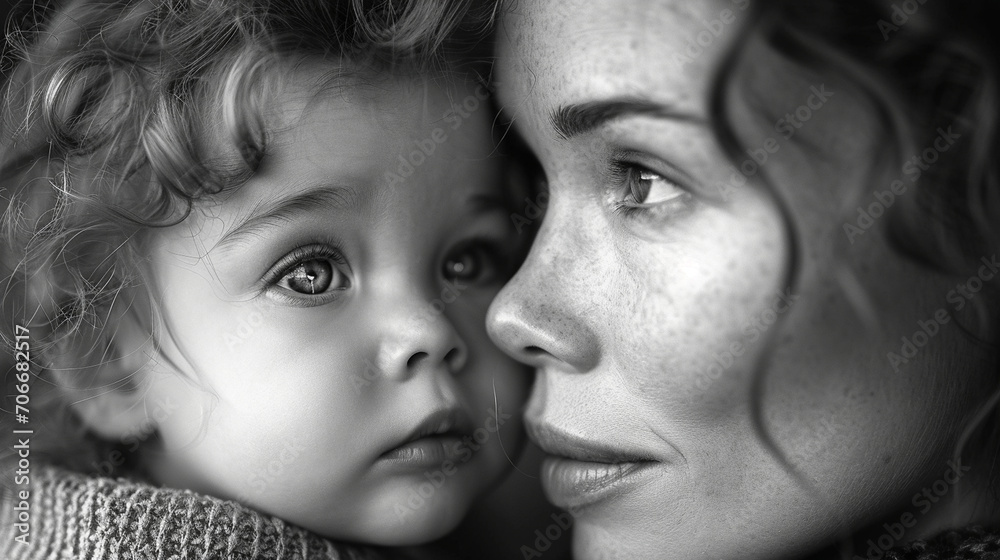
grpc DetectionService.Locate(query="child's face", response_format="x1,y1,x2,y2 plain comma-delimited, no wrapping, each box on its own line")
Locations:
137,68,531,544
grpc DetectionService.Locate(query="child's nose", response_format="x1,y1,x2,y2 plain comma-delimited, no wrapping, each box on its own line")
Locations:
375,310,468,382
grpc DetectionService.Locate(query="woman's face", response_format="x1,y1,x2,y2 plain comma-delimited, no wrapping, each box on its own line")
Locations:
489,1,993,558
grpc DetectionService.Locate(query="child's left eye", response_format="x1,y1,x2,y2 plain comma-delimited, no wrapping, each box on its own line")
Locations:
441,240,506,285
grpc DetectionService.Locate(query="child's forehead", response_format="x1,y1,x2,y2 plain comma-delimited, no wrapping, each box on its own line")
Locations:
263,76,485,156
186,64,503,242
197,60,485,180
219,65,475,148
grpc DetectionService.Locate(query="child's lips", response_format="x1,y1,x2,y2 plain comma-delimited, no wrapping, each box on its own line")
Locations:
379,434,467,467
378,408,475,468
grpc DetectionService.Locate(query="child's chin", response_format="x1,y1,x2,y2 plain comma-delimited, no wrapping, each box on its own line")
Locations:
349,502,466,546
350,482,479,546
375,511,465,546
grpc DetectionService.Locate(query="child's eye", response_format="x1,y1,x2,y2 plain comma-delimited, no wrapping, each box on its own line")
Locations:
278,258,347,295
441,240,507,285
265,244,351,303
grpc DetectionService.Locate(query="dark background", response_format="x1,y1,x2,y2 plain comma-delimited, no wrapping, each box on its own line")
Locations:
1,0,27,79
0,0,14,21
1,0,22,31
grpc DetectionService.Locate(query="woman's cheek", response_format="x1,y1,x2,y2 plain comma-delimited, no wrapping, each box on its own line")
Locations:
613,200,784,404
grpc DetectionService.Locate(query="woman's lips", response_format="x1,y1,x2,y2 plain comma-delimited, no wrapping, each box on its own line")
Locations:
529,421,662,510
542,457,659,510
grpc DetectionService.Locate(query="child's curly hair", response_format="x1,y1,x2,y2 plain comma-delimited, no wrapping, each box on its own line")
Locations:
0,0,494,476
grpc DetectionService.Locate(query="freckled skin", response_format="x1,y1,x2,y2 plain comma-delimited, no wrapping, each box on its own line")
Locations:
487,1,996,559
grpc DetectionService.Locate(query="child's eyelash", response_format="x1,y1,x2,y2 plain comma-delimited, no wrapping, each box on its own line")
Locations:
262,242,348,288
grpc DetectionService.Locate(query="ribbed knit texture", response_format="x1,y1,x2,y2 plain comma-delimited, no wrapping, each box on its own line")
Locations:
0,465,385,560
2,466,998,559
885,526,1000,559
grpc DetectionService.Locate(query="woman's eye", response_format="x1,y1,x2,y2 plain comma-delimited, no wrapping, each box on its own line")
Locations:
276,257,349,295
622,165,689,207
442,241,505,285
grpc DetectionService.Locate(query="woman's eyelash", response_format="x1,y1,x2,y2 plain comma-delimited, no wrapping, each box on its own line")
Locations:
608,159,638,181
607,159,694,218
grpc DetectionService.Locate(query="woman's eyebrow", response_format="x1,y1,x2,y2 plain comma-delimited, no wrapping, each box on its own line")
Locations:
212,184,355,253
550,98,704,139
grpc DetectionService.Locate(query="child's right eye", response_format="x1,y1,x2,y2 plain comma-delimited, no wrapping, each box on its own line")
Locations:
277,258,349,295
265,244,351,304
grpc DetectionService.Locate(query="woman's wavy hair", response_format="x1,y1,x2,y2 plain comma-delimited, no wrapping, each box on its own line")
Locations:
0,0,495,475
708,0,1000,530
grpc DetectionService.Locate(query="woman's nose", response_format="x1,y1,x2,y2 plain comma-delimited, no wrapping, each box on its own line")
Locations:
377,298,468,381
486,216,601,373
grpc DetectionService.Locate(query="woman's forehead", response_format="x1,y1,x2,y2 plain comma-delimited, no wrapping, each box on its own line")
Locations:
496,0,748,124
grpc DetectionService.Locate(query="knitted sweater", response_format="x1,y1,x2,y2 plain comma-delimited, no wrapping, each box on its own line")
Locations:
1,466,998,559
0,465,386,560
885,526,1000,559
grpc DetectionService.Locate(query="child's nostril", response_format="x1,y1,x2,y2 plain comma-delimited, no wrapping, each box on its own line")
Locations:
443,347,462,368
407,351,429,369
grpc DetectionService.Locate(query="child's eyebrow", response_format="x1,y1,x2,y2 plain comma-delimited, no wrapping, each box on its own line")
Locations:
211,184,355,253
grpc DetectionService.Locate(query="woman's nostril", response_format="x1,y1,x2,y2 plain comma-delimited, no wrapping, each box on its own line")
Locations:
524,346,547,357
